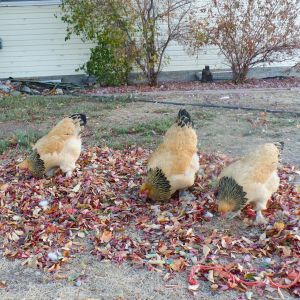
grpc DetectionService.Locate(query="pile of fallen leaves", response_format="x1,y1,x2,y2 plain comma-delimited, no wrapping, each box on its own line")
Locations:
83,77,300,96
0,147,299,297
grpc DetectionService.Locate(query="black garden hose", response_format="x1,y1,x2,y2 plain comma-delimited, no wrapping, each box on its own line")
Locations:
135,99,300,117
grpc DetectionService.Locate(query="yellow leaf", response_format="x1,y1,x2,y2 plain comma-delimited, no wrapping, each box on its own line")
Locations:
157,215,169,223
100,230,112,243
0,183,9,191
274,222,285,237
170,258,186,271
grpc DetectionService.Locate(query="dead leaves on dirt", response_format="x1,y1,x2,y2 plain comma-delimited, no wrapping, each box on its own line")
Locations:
0,147,299,297
82,77,300,96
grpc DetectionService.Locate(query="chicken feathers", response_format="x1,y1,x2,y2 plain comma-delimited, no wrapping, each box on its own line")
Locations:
18,113,87,178
140,109,199,202
217,142,283,224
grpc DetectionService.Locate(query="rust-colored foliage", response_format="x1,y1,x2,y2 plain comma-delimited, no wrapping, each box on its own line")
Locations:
187,0,300,84
0,147,299,296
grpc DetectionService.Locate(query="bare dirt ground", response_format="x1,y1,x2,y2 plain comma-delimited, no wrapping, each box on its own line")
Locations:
0,87,299,300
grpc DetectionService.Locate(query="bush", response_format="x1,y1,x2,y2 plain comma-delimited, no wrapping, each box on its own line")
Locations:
82,31,132,86
61,0,194,86
187,0,300,84
60,0,135,86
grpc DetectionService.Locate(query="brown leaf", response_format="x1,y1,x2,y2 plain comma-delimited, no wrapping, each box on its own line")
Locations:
100,230,112,243
0,183,9,191
170,258,186,271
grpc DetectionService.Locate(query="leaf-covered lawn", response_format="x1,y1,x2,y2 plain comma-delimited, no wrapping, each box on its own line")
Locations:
0,147,299,297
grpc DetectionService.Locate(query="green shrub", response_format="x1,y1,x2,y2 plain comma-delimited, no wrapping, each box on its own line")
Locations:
83,31,132,86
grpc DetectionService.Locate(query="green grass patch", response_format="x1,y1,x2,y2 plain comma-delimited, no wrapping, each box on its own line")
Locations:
269,115,298,127
193,110,216,121
102,134,156,150
0,140,10,154
112,118,173,136
13,130,44,149
0,95,132,122
0,96,76,122
0,130,44,154
152,108,172,114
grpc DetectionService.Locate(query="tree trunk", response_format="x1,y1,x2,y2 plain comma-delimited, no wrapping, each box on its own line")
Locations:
232,65,249,84
147,30,157,86
149,70,158,86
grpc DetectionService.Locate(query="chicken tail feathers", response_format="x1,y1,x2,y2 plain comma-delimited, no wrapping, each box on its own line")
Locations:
28,149,45,178
217,176,248,212
176,109,193,128
69,113,87,126
148,168,171,191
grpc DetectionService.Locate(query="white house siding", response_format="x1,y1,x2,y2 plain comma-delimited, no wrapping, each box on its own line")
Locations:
0,1,298,79
0,3,93,79
163,42,225,72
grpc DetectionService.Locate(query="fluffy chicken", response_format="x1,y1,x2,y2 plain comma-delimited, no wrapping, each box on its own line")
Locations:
18,113,87,178
140,109,199,202
216,142,283,224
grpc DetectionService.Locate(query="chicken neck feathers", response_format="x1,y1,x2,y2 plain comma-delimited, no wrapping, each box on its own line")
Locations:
148,109,198,175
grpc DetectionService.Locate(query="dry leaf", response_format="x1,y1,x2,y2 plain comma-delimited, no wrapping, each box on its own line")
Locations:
208,270,215,283
170,258,186,271
202,245,210,260
77,231,85,238
0,281,6,288
277,287,285,300
72,183,81,193
221,238,227,248
100,230,112,243
242,236,253,244
188,284,200,291
0,183,9,191
274,222,285,233
279,246,292,257
0,146,298,293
